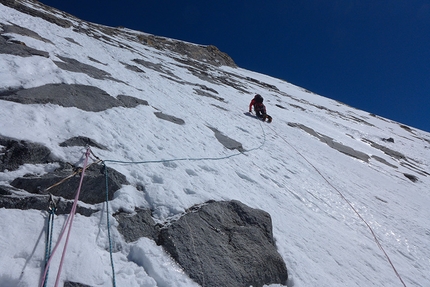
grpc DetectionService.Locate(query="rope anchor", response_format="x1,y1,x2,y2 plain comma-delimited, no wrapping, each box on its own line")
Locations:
39,147,91,287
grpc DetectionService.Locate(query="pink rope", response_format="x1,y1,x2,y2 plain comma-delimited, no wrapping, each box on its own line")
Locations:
39,148,91,287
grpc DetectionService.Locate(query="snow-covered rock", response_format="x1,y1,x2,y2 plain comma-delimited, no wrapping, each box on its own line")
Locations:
1,0,429,286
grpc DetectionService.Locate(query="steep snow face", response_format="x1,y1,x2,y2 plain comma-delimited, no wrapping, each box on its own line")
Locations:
1,1,430,287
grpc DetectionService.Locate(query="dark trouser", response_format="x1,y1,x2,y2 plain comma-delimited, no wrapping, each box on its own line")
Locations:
255,110,266,118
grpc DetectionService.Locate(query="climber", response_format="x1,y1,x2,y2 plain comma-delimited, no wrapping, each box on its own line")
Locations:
249,94,272,122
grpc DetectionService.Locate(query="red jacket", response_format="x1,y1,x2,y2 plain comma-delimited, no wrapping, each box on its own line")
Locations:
249,99,266,114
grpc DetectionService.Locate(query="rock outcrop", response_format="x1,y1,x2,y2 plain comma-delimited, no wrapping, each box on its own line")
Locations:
10,162,128,204
0,84,148,112
0,136,128,213
0,136,54,172
115,200,288,287
157,200,288,287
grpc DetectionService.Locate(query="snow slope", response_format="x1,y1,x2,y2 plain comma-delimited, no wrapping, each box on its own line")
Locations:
1,1,429,286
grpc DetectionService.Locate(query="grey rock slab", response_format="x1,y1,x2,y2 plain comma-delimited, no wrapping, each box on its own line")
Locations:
0,135,53,172
53,56,113,80
59,136,108,150
10,163,128,205
208,126,244,152
158,200,288,287
154,112,185,125
0,191,97,217
0,33,49,57
288,123,370,162
0,84,146,112
115,208,159,242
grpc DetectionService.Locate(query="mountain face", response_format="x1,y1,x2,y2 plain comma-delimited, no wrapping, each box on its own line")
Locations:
1,1,430,287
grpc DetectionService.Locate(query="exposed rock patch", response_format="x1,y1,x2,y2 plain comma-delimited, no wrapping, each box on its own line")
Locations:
194,88,224,102
177,59,250,93
289,103,306,111
0,32,49,58
59,136,108,150
2,0,237,73
0,84,148,112
138,34,236,68
246,77,279,91
0,188,97,217
65,37,81,46
400,161,429,177
371,155,398,169
288,123,370,162
115,208,159,242
64,281,92,287
347,114,374,127
0,136,53,172
208,126,244,152
399,124,414,133
133,58,170,75
53,56,116,81
166,57,251,93
1,23,53,44
362,138,406,160
0,84,114,111
364,139,428,178
0,136,125,213
157,200,288,287
404,173,418,182
10,163,128,205
1,0,73,28
121,62,145,73
114,201,289,287
154,112,185,125
210,104,229,111
116,94,149,108
324,139,370,162
204,44,237,67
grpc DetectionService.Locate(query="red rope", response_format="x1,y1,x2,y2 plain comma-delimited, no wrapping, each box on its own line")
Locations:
39,148,91,287
267,125,407,287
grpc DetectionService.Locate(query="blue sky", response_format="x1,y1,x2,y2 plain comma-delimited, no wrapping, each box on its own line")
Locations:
39,0,430,132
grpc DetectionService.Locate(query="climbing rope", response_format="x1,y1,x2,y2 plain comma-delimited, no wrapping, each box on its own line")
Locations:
98,121,267,287
103,163,117,287
42,194,56,287
36,117,405,286
265,124,407,287
44,159,102,193
44,171,78,193
39,119,266,287
53,147,91,287
102,121,266,166
38,115,267,287
39,147,91,287
103,151,251,165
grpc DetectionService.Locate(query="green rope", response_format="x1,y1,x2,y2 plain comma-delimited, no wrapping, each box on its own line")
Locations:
103,121,266,166
103,154,240,165
104,163,117,287
42,199,56,287
100,120,266,287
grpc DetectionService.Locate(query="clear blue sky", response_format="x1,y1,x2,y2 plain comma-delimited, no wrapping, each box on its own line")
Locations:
39,0,430,132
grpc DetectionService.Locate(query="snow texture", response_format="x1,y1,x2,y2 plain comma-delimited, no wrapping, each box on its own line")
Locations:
0,1,429,286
